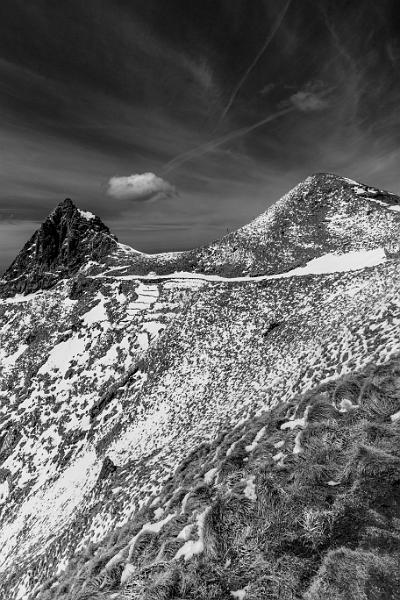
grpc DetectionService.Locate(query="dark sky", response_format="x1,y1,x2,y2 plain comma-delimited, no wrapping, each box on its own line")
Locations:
1,0,400,270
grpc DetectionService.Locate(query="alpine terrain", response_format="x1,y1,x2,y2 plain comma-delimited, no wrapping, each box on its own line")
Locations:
1,173,400,600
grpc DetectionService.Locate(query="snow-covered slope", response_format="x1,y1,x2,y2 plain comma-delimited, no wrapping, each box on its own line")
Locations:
1,174,400,598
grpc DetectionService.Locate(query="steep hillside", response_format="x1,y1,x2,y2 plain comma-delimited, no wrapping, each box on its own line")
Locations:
1,174,400,599
39,357,400,600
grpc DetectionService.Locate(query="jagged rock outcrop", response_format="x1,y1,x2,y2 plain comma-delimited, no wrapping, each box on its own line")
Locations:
0,198,117,296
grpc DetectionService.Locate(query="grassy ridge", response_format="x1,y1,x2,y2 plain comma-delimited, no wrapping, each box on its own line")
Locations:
40,358,400,600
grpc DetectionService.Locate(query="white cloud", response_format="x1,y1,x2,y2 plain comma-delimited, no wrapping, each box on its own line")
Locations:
107,172,176,202
290,90,329,112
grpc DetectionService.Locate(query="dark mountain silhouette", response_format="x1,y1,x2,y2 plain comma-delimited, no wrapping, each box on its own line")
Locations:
1,198,117,295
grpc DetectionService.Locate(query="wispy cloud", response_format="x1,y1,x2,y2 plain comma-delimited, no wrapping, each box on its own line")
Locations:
163,106,296,174
218,0,292,123
2,0,400,263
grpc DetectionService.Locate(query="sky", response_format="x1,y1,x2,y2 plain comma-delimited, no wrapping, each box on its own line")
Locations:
1,0,400,271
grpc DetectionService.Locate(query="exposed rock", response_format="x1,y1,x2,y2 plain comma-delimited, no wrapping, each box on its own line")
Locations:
0,198,117,296
97,456,117,483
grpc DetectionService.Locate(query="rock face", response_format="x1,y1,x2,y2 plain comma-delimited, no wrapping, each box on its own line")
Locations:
1,198,117,296
1,174,400,599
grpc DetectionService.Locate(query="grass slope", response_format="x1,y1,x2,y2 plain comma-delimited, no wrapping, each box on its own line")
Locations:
37,356,400,600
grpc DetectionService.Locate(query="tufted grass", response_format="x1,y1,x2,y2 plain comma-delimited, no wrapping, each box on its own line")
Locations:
41,357,400,600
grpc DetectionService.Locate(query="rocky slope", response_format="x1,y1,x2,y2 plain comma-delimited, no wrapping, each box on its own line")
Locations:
191,172,400,276
0,174,400,599
1,199,118,296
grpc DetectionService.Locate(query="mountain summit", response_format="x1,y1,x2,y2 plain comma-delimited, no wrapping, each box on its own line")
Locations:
1,199,117,295
189,172,400,275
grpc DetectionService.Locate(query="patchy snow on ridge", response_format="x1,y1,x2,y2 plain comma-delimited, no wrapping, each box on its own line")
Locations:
245,426,266,452
78,209,96,220
287,248,386,276
94,247,387,285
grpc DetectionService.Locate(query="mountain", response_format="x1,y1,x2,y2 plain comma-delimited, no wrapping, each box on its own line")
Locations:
98,172,400,278
191,172,400,275
0,174,399,600
3,173,400,293
0,198,118,296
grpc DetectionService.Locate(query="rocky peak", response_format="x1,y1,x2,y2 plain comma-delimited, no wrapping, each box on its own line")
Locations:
1,199,118,296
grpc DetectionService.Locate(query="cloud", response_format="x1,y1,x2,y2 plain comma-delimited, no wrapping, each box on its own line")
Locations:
107,172,176,202
290,89,330,112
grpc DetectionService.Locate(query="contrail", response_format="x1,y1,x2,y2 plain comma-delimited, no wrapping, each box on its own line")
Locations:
319,6,355,69
218,0,292,124
162,105,295,174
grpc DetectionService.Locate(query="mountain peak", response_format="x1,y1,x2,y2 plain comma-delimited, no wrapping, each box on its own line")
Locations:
1,199,118,296
58,197,74,208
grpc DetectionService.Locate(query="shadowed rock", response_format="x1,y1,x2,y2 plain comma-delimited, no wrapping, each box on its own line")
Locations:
0,199,117,296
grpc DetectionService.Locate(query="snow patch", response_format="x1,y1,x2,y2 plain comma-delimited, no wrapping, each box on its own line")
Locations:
128,513,175,560
293,431,303,455
231,589,247,600
174,507,211,561
204,467,218,484
177,522,195,541
0,480,10,504
245,426,266,452
93,247,387,285
180,491,191,514
82,294,108,326
338,398,358,412
153,507,164,520
120,563,136,585
78,209,96,220
0,344,28,372
390,409,400,422
281,405,310,430
274,440,285,449
243,475,257,501
288,248,386,276
272,451,285,462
